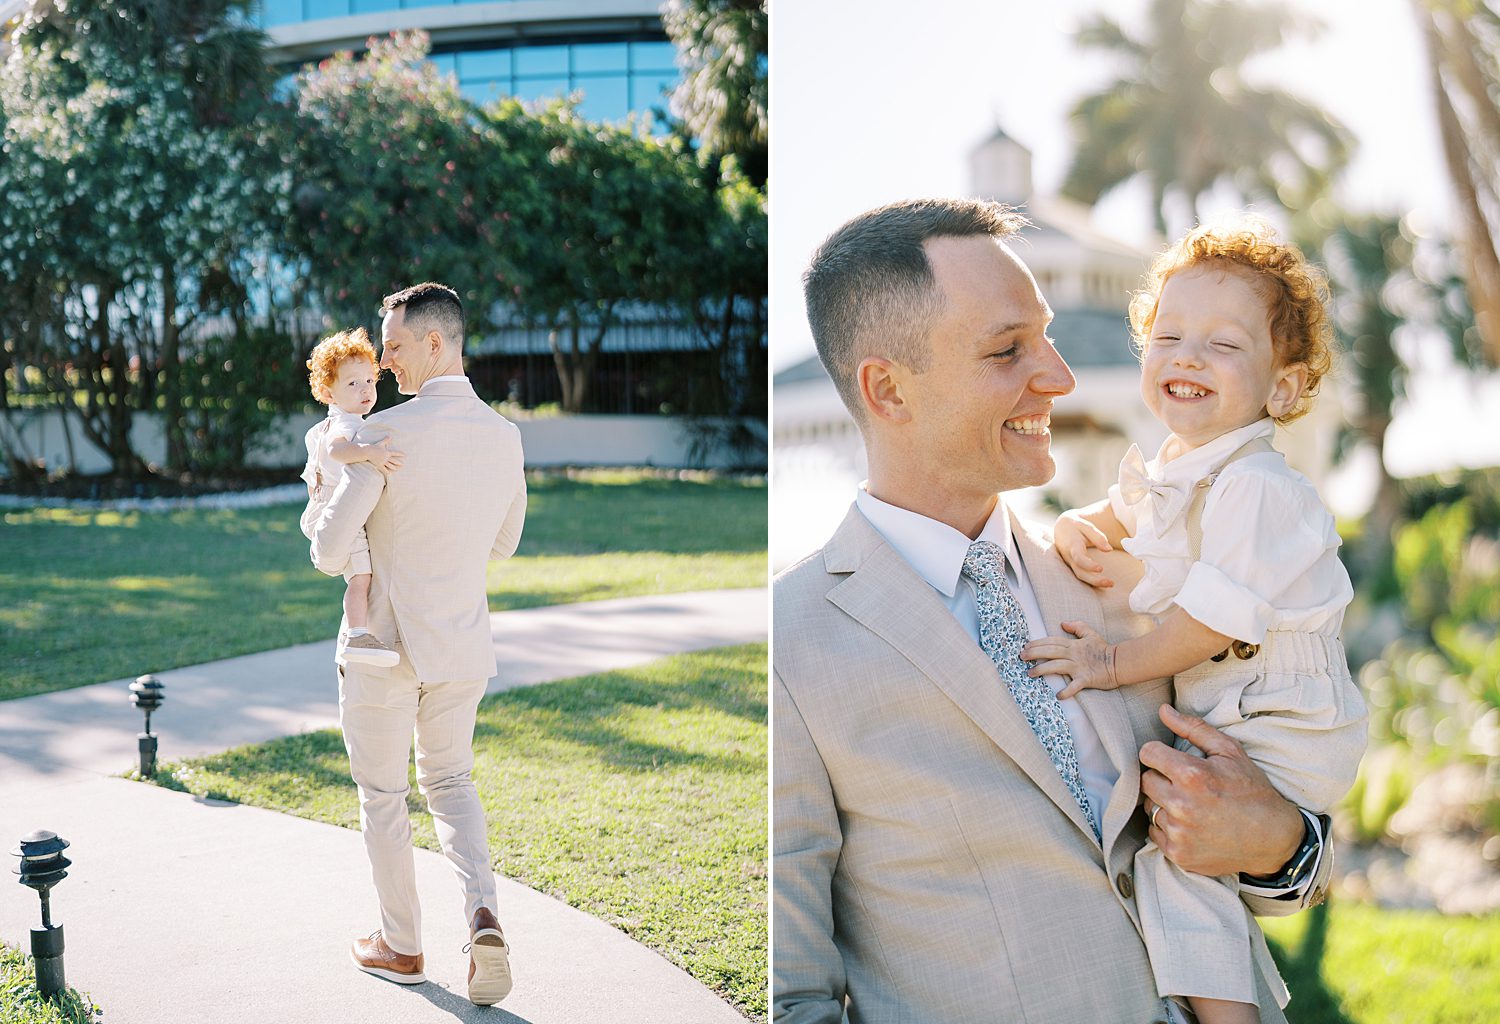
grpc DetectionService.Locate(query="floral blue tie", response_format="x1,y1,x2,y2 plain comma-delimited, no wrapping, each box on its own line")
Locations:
962,540,1101,839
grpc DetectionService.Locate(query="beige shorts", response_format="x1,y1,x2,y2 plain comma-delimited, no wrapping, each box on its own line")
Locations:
301,492,371,582
341,530,372,582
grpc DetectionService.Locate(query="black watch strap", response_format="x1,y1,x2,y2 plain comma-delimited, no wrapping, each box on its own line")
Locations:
1240,811,1325,890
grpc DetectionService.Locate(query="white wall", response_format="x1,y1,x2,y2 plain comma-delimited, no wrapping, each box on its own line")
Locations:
0,409,765,475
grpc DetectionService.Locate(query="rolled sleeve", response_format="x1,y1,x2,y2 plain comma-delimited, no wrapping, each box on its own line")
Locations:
1175,560,1275,643
1180,464,1338,642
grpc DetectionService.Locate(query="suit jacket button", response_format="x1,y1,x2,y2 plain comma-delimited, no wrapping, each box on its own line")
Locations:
1116,872,1134,899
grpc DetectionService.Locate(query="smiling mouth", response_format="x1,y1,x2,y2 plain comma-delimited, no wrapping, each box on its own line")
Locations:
1003,413,1050,436
1164,381,1213,399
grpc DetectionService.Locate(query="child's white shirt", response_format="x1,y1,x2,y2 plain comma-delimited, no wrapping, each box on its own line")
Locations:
1106,417,1353,645
299,407,366,496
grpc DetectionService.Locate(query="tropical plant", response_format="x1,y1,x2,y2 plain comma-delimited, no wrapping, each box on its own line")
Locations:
662,0,768,189
1062,0,1353,236
0,12,287,477
1412,0,1500,367
281,31,528,343
490,99,713,414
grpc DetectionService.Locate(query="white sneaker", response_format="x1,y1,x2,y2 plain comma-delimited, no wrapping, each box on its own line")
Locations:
466,926,513,1005
338,633,401,668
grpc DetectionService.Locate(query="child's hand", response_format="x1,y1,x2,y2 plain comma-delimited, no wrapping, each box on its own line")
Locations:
1022,622,1118,699
366,437,405,474
1054,511,1114,589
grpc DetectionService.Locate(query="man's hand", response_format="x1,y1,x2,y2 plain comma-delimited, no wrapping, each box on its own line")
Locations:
363,437,405,475
1022,621,1117,698
1054,510,1115,589
1139,705,1304,877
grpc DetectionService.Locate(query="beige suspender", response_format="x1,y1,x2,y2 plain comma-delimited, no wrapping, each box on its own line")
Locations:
1181,434,1278,662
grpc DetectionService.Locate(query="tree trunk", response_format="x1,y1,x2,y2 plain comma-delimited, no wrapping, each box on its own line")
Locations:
1420,2,1500,366
1150,177,1169,239
1357,410,1402,583
161,263,187,473
547,315,577,413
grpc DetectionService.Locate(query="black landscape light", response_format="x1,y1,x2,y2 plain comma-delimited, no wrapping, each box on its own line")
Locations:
129,673,165,777
11,830,71,999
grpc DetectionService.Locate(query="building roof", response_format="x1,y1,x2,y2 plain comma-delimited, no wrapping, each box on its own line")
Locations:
774,355,832,385
774,306,1138,389
1051,308,1139,368
1018,196,1157,262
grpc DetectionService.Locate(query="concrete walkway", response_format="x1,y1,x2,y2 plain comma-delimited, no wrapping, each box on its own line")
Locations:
0,589,767,1023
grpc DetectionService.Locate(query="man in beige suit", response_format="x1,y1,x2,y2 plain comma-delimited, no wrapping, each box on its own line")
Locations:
773,200,1333,1023
312,282,525,1007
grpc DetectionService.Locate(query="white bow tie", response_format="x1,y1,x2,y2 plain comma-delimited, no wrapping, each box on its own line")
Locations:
1118,444,1192,528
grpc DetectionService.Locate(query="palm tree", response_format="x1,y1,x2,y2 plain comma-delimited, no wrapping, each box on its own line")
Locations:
1321,215,1411,582
662,0,767,189
1063,0,1353,237
1412,0,1500,367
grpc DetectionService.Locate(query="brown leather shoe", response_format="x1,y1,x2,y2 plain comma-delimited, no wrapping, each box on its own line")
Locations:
351,930,426,985
466,908,513,1005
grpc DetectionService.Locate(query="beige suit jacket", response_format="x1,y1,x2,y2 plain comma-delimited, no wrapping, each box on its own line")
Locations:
311,379,526,682
772,504,1322,1024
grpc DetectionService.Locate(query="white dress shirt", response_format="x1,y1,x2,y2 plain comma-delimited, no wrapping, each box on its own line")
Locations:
1107,417,1353,644
300,406,366,495
854,487,1117,832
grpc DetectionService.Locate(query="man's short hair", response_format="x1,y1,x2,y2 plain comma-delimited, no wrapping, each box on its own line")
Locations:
381,282,465,351
803,198,1027,421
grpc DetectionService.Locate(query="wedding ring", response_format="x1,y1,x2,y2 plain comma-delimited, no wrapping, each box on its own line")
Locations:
1150,804,1162,830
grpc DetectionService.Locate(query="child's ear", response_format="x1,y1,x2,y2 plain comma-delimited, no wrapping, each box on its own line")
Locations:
1266,361,1308,419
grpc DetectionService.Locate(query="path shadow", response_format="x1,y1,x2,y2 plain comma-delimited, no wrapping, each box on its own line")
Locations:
1264,901,1356,1024
403,978,536,1023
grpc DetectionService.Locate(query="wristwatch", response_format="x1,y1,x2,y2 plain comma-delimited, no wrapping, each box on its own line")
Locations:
1240,811,1326,890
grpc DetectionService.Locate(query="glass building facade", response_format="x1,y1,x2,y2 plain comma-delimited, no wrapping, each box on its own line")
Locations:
259,1,679,124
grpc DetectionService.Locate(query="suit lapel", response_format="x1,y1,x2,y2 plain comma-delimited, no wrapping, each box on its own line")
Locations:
824,505,1101,845
1009,509,1142,851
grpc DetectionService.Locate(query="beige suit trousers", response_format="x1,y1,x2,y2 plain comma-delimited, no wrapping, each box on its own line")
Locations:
339,657,497,956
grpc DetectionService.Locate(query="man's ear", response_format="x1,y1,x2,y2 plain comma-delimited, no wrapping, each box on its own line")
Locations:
1266,360,1308,419
427,330,444,355
856,356,912,425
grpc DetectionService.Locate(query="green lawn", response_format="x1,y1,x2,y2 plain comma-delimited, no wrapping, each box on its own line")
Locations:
0,470,766,700
1264,900,1500,1023
0,945,99,1024
144,644,768,1021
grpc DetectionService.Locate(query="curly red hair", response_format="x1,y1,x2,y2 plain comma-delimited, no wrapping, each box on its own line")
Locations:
1129,218,1334,424
306,327,379,405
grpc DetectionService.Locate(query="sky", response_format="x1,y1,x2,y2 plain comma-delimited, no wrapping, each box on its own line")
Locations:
768,0,1500,478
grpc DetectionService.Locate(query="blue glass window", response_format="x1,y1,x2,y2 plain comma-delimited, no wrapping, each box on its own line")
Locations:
515,45,569,77
574,75,630,123
352,0,400,13
572,42,629,74
516,76,570,102
458,48,511,79
305,0,351,20
631,72,677,112
428,53,458,78
260,0,302,26
630,41,678,73
461,79,510,106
